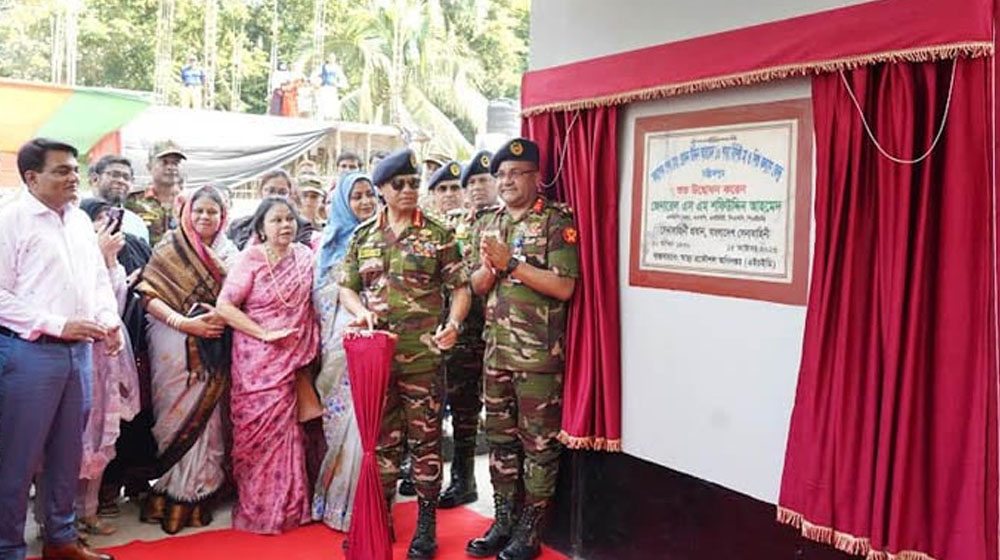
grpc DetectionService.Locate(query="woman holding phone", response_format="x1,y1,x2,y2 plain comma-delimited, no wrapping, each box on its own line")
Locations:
134,186,237,534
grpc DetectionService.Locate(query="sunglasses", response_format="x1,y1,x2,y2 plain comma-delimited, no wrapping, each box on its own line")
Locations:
389,177,419,191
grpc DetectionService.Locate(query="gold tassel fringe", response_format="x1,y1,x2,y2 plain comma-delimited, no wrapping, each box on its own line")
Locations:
557,430,622,452
776,506,939,560
522,41,992,116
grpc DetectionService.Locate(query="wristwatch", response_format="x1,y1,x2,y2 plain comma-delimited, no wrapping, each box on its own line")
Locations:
505,256,521,276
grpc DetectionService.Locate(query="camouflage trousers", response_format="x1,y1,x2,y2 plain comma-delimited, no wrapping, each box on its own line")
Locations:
484,368,563,504
377,366,445,501
444,340,485,450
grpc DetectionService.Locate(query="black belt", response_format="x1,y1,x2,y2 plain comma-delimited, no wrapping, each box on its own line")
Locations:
0,325,72,345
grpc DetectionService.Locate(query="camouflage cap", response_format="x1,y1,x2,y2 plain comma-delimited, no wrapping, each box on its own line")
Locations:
297,174,326,196
149,139,187,161
422,151,451,168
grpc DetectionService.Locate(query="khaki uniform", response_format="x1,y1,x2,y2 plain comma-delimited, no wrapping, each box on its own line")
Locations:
340,207,469,501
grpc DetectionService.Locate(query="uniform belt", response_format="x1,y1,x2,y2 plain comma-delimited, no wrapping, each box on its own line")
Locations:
0,325,72,345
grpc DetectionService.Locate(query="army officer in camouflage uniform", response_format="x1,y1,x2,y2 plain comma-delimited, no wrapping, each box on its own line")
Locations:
437,150,499,509
340,148,471,559
465,138,579,560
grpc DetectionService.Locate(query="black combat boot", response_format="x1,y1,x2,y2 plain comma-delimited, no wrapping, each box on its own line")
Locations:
497,502,548,560
465,493,518,558
438,446,477,508
399,456,417,496
407,498,438,559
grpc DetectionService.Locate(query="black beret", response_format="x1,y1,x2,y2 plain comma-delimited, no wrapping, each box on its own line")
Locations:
427,160,462,190
489,137,539,176
372,148,419,186
460,151,493,187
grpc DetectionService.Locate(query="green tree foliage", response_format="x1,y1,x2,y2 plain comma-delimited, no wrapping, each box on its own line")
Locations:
0,0,529,150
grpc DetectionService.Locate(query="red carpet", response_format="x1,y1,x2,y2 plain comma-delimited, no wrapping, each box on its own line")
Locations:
45,502,567,560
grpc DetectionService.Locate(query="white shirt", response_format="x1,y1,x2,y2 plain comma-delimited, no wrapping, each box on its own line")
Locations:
0,192,119,340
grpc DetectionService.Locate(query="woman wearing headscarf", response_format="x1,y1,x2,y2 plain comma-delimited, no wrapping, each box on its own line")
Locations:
134,186,238,534
310,173,378,531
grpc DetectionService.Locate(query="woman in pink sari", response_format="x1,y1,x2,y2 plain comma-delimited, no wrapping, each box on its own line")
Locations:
216,196,320,534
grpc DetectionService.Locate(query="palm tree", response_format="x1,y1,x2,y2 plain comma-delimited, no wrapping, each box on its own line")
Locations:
336,0,487,158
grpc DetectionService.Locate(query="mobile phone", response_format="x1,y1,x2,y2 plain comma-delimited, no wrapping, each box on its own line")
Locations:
107,207,124,234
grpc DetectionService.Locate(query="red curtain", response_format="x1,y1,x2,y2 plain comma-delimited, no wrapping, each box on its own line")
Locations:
778,57,997,560
520,0,992,114
344,331,396,560
522,107,622,451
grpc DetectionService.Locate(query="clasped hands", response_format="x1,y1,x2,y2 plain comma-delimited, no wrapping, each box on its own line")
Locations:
479,235,512,275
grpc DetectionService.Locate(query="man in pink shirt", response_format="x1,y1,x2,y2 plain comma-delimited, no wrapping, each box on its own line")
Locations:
0,138,122,560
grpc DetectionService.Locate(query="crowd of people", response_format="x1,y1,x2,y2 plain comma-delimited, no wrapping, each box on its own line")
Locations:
0,134,578,560
267,55,347,120
176,53,346,120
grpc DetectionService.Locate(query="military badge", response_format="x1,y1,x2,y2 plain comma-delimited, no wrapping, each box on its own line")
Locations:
359,247,383,259
480,154,490,168
410,153,419,168
510,141,524,156
450,162,460,176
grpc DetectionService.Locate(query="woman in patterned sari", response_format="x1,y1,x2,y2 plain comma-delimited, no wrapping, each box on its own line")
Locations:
135,186,237,534
216,197,320,534
311,173,378,531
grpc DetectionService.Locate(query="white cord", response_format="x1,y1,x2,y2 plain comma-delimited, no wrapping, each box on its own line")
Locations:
541,110,581,189
838,59,957,165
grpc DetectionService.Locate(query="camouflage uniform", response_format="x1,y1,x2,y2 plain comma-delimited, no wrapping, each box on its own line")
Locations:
340,207,469,501
125,187,176,248
443,206,493,451
473,196,579,504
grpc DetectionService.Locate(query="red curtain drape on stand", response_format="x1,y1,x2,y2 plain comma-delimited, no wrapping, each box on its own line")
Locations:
344,331,396,560
778,57,997,560
522,107,622,451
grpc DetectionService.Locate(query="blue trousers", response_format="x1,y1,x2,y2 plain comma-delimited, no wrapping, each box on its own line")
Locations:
0,337,91,560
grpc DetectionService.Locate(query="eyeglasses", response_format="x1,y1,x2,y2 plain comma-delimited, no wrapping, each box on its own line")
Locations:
389,177,419,191
434,183,462,194
493,168,537,181
103,170,133,181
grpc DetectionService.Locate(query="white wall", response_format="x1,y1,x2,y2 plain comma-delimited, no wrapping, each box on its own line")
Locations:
525,1,854,503
619,80,811,503
529,0,876,70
